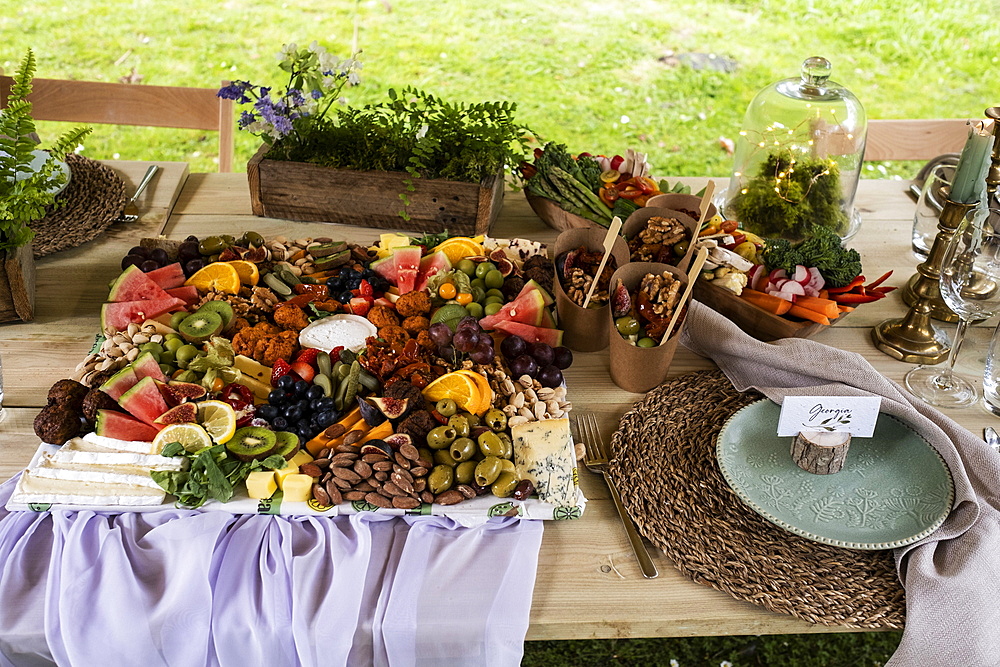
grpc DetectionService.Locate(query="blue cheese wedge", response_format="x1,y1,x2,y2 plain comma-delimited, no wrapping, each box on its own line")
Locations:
511,418,577,506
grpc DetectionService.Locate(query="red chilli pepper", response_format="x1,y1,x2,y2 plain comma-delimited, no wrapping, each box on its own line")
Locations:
832,292,883,304
865,270,894,290
826,276,866,294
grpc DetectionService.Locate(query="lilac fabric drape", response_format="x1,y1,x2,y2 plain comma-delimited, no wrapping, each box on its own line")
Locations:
0,477,543,667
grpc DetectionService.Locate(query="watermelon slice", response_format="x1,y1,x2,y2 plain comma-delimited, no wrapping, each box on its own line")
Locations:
165,285,199,304
144,263,187,290
414,251,452,292
94,409,160,442
101,296,185,333
392,246,422,294
521,279,554,307
108,265,172,302
492,320,564,347
99,365,139,400
480,289,546,329
539,307,557,329
132,351,167,382
118,376,170,427
371,254,399,285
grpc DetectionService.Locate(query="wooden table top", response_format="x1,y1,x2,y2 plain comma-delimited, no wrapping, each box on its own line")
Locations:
2,162,996,641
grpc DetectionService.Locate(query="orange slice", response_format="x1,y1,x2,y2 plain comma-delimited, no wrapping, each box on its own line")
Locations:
184,262,241,294
431,237,485,265
227,260,259,287
454,370,494,415
422,372,483,414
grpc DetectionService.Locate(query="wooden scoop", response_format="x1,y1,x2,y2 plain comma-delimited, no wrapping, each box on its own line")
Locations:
582,216,623,309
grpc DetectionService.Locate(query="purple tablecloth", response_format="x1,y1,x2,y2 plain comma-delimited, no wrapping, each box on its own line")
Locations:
0,476,543,666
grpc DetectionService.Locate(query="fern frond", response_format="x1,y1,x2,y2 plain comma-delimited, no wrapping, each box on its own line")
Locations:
50,127,91,160
9,49,36,102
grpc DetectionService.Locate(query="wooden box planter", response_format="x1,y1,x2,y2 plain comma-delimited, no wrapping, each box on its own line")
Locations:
0,242,35,323
247,145,505,236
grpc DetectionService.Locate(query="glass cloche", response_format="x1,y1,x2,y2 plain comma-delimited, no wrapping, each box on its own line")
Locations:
723,57,866,243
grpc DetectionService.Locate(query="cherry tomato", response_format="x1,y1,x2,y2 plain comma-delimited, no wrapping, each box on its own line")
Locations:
720,219,739,234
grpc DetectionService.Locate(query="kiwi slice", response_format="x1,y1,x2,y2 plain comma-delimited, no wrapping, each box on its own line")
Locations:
225,426,278,462
273,431,301,460
178,310,224,343
196,300,234,330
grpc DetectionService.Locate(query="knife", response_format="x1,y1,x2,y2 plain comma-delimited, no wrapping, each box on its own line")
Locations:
984,427,1000,453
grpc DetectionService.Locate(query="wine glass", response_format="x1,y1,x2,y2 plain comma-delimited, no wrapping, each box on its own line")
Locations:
905,207,1000,407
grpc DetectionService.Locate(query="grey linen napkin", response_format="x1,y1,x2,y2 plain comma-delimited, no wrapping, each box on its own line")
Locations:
680,301,1000,666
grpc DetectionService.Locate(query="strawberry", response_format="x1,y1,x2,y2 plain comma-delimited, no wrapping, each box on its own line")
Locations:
294,348,320,366
329,345,344,363
358,279,374,298
373,296,394,309
347,296,371,317
271,359,293,385
290,360,316,382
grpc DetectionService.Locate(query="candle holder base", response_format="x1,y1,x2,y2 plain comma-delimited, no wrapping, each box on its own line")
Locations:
872,316,950,364
901,273,959,322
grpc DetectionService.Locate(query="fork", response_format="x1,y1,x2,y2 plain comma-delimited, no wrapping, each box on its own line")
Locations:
115,165,159,223
575,411,658,579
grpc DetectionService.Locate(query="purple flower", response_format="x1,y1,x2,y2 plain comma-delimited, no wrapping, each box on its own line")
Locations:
311,89,322,99
238,110,256,129
217,81,251,104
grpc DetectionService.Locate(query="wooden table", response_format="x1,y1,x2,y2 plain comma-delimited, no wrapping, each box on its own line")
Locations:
2,163,997,641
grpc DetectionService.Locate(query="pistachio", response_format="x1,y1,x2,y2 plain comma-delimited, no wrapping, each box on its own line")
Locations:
511,392,525,409
533,401,547,420
125,348,139,361
501,379,516,396
502,405,517,418
127,323,140,337
131,333,149,345
507,415,529,427
518,375,533,388
518,407,534,420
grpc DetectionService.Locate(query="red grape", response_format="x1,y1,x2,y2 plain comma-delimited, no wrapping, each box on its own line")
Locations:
453,328,479,353
121,254,144,270
553,346,573,370
529,342,554,367
140,259,160,272
469,343,494,365
537,365,563,388
128,245,149,258
428,323,453,346
500,334,526,360
508,354,537,378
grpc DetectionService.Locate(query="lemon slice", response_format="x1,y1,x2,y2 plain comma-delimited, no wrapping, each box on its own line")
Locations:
154,423,214,454
196,400,237,445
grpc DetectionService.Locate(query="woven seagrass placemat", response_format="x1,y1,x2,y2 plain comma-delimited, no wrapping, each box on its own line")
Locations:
32,154,126,258
607,369,905,628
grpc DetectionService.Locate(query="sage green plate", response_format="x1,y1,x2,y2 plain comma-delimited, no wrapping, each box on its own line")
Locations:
716,399,954,550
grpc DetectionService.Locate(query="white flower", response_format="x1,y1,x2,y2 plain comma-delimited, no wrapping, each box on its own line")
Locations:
347,71,361,86
416,124,429,140
318,51,340,72
279,43,298,60
720,661,733,667
308,40,321,54
670,660,679,667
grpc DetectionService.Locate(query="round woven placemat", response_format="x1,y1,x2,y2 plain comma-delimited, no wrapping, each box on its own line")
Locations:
608,370,905,629
31,154,126,258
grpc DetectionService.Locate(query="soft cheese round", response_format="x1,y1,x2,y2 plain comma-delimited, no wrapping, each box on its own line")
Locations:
298,314,377,353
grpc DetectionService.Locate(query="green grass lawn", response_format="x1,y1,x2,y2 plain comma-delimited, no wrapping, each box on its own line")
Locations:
3,0,997,176
2,3,986,664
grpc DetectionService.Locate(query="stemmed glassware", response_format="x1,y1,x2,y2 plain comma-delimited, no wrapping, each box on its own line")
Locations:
905,207,1000,407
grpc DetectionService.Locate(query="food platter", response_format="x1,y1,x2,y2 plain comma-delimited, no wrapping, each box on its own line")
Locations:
22,231,585,520
716,399,953,550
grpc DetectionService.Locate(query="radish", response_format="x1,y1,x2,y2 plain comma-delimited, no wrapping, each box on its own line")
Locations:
792,265,809,284
805,267,825,292
749,265,768,291
782,281,806,296
776,291,800,302
768,268,788,284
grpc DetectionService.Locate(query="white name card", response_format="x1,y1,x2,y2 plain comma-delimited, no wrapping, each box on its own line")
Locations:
777,396,881,438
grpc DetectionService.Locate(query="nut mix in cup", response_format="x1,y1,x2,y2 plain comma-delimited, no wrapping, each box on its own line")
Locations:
553,227,630,352
607,262,689,393
622,206,700,272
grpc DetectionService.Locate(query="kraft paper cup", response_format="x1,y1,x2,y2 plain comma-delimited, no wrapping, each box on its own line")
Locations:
607,261,688,394
643,192,717,223
622,207,700,272
553,227,630,352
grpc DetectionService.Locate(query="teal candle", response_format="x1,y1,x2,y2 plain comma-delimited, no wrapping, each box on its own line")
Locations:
950,120,993,204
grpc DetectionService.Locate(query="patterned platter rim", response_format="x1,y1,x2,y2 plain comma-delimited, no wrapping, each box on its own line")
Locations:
715,398,955,550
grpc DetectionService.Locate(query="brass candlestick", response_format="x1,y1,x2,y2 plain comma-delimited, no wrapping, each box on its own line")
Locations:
874,108,1000,362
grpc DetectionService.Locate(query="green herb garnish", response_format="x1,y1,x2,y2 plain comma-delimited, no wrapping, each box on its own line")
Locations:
152,441,286,509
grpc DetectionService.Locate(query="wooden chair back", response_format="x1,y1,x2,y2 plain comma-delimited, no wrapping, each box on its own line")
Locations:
0,75,235,172
864,119,972,161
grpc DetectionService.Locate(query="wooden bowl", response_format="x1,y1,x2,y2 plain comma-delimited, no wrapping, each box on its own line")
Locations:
692,280,846,341
524,190,605,231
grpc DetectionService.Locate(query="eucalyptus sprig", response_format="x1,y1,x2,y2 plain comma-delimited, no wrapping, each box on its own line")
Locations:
0,49,90,254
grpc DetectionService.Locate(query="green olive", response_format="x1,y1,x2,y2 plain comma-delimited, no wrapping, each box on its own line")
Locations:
496,432,513,459
163,337,184,352
198,236,224,256
417,447,436,467
484,302,503,317
448,414,472,438
449,437,477,462
485,288,504,300
465,412,481,427
426,425,458,450
169,311,188,331
433,448,461,467
470,285,486,303
239,231,265,248
474,456,503,487
457,259,476,277
158,363,173,376
428,465,455,494
498,458,515,474
138,341,164,357
616,316,641,336
175,344,200,368
491,471,519,498
436,398,458,418
159,350,176,365
484,408,507,432
470,278,486,292
477,431,506,458
636,337,657,348
484,269,504,289
484,295,504,306
475,261,496,279
454,460,477,485
220,234,236,246
673,239,690,258
464,302,484,319
175,370,199,383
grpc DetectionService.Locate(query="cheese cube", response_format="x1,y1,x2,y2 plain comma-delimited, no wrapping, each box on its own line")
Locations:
275,463,302,488
281,473,314,503
245,471,278,499
288,449,314,468
511,418,577,506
